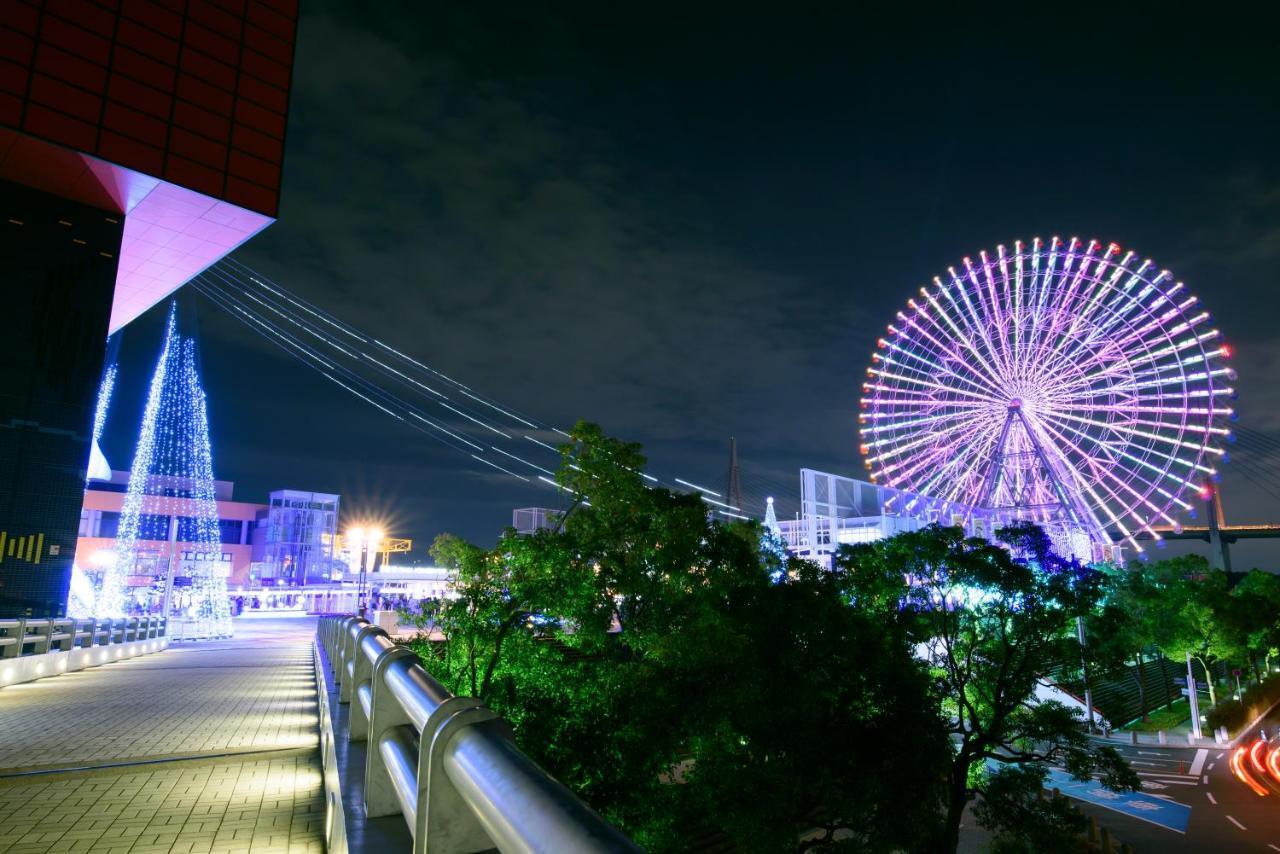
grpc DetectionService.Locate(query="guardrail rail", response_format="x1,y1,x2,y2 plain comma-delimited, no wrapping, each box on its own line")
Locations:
317,615,639,853
0,616,166,658
0,616,168,688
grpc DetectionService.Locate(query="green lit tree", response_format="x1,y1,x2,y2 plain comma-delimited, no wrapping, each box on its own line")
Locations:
417,422,951,852
835,523,1139,853
1142,556,1230,706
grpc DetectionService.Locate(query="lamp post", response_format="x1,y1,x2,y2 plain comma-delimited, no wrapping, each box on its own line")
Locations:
347,526,383,617
348,527,367,616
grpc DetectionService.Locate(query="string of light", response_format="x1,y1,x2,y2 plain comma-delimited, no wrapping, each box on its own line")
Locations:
96,304,232,636
191,260,769,520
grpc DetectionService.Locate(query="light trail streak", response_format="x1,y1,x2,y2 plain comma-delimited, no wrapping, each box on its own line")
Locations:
1231,745,1270,797
202,260,782,518
674,479,721,497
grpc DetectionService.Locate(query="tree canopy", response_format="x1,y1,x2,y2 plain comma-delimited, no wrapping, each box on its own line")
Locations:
834,523,1139,852
415,422,951,851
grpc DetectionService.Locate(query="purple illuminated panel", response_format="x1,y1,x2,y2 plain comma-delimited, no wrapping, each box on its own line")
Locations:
113,181,270,332
0,130,271,332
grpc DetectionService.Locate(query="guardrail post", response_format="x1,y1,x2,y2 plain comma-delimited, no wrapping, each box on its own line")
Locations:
29,620,52,654
341,625,381,704
349,633,402,742
365,655,422,818
418,703,507,854
51,619,74,651
336,618,364,696
1,620,25,658
332,617,359,681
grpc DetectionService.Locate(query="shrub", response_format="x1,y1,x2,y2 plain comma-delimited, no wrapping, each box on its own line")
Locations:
1206,675,1280,734
1206,698,1246,732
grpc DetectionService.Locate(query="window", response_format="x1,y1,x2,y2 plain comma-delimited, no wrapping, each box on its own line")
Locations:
98,512,121,538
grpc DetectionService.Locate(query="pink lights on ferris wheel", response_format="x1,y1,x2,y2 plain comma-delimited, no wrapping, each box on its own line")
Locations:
858,237,1235,554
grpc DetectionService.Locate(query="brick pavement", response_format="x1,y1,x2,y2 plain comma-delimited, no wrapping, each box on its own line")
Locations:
0,616,325,853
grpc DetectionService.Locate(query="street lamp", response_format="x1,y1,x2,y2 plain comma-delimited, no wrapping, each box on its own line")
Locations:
348,526,384,616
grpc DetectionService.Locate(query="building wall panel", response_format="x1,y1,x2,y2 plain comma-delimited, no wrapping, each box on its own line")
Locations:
0,0,295,217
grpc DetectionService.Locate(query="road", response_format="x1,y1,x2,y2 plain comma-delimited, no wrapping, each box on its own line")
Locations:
1056,711,1280,852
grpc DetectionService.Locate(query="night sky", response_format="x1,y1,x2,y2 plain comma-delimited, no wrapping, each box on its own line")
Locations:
102,5,1280,565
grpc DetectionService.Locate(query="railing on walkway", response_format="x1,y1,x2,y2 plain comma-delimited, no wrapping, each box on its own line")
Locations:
0,616,166,658
318,615,638,853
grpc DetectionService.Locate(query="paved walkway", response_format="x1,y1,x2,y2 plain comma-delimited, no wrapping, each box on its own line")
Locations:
0,615,325,854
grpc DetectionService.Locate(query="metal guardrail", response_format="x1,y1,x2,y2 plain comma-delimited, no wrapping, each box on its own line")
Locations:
318,615,639,853
0,616,166,658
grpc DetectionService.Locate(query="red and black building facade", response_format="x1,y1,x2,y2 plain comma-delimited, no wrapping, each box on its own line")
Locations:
0,0,297,616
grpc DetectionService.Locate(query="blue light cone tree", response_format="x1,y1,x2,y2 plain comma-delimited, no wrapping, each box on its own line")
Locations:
761,496,788,575
96,304,231,637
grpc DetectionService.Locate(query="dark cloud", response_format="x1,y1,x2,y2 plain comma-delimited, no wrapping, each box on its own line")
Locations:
103,4,1280,564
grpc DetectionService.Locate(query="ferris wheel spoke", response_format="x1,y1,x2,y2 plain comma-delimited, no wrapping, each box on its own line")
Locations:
878,326,1005,400
1041,407,1219,471
1029,414,1175,540
903,291,1007,391
866,411,993,472
878,419,1002,501
1033,412,1185,529
915,287,1008,392
1035,409,1195,511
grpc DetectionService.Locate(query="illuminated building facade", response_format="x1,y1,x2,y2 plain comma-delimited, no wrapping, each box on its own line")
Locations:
0,0,297,615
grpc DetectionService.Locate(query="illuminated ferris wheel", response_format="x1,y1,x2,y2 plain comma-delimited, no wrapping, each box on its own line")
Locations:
859,237,1235,556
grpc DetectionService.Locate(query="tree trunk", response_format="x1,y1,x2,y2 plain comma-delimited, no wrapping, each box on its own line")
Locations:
940,763,971,853
1195,656,1217,707
1249,651,1262,686
1134,651,1149,722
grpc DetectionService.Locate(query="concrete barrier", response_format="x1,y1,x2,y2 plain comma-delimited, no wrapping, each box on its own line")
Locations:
0,617,168,688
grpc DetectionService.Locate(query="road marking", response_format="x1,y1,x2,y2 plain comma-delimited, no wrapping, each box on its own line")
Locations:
1208,762,1216,771
1044,767,1189,833
1217,751,1226,759
1206,792,1217,804
1140,778,1196,786
1266,844,1279,851
1203,775,1209,783
1138,751,1169,756
1136,771,1198,781
1227,815,1247,831
1189,748,1209,776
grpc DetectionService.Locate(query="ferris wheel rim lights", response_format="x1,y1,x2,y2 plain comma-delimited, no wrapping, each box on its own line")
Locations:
858,236,1235,554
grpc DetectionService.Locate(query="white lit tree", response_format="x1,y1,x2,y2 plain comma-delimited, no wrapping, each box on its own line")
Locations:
96,304,231,637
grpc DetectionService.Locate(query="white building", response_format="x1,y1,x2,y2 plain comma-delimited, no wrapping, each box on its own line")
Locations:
776,469,1006,568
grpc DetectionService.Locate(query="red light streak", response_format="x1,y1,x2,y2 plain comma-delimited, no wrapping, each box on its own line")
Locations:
1266,743,1280,784
1231,745,1270,797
